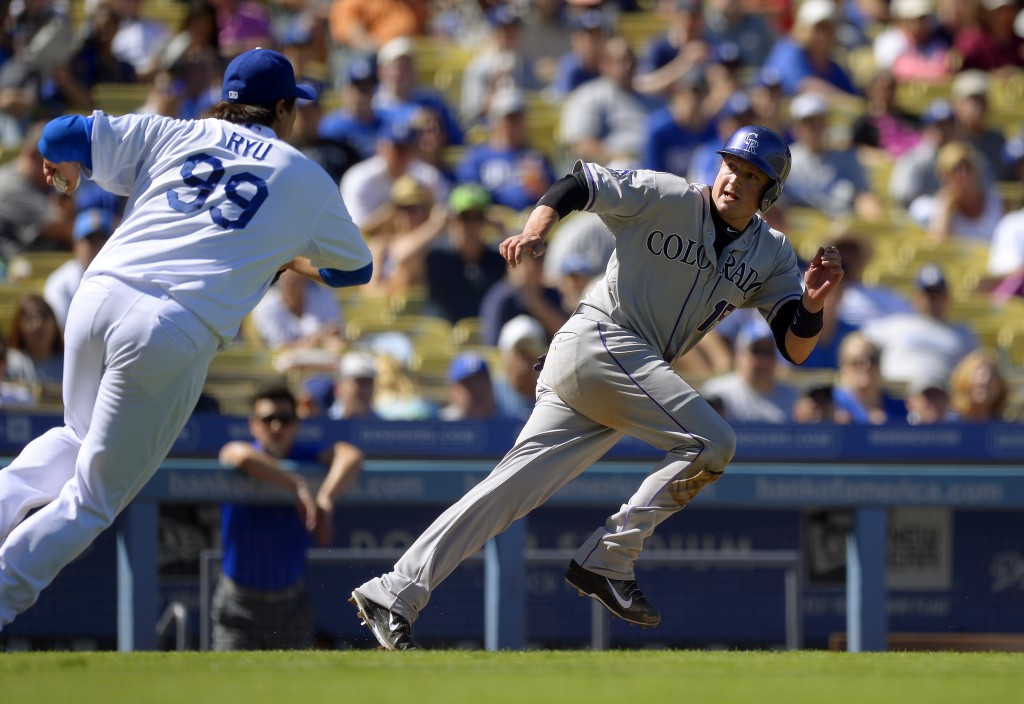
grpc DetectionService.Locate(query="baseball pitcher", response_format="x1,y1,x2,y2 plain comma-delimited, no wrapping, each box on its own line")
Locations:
0,49,372,632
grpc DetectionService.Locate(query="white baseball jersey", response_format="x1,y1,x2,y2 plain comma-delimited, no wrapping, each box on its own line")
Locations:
84,111,371,343
575,161,804,361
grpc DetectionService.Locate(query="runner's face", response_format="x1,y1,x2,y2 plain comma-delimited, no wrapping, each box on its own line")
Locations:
712,155,771,229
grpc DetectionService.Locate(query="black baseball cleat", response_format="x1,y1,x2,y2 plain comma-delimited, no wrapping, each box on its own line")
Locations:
564,560,661,627
349,591,418,651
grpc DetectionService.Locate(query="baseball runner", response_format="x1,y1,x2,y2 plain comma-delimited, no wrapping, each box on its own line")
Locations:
0,48,372,631
351,126,844,650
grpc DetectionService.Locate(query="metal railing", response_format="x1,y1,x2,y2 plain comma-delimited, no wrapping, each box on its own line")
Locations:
199,546,801,651
156,601,189,651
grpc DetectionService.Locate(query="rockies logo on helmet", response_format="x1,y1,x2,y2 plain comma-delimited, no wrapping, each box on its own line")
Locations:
716,125,791,212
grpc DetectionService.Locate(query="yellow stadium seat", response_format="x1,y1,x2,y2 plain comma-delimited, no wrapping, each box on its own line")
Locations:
13,252,73,281
346,314,452,352
617,11,665,54
91,83,149,115
410,37,472,102
389,286,429,317
451,316,483,346
997,320,1024,367
337,289,393,326
895,78,952,115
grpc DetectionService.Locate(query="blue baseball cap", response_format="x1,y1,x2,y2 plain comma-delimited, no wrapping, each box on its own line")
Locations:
571,9,606,31
381,119,419,146
735,320,775,350
720,91,753,120
921,99,953,125
347,54,378,85
447,352,490,384
756,66,782,89
301,375,335,411
560,253,601,277
487,5,522,26
222,48,316,104
73,208,113,240
916,264,947,292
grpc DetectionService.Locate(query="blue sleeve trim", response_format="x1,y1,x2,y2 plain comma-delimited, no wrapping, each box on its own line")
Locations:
38,115,94,170
319,262,372,288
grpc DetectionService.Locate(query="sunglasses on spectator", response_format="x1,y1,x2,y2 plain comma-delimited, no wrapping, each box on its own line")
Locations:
256,413,298,425
844,353,880,367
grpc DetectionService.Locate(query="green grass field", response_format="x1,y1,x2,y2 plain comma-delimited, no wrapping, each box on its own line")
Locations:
2,650,1022,704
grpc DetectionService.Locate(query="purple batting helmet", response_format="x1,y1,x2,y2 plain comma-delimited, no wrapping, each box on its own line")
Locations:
716,125,791,212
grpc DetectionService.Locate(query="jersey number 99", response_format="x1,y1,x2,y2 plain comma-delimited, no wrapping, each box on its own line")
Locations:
167,153,268,230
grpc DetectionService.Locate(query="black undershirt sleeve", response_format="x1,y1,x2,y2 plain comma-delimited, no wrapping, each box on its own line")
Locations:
770,299,800,364
536,171,589,218
770,298,825,364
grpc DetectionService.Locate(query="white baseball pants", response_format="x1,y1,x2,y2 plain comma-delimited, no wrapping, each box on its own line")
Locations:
356,306,737,623
0,275,218,628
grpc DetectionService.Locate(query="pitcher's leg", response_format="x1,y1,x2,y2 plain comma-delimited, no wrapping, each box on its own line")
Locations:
0,428,82,544
0,283,107,545
0,287,215,627
0,362,209,625
356,388,622,623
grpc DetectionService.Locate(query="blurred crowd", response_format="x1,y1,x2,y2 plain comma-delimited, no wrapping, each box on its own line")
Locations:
0,0,1023,426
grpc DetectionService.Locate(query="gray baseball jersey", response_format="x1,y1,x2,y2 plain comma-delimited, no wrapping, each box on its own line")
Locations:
576,160,805,360
354,161,808,629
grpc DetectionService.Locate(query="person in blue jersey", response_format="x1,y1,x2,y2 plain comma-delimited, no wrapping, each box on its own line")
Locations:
0,48,372,633
372,36,463,148
633,0,714,98
455,88,556,212
214,386,363,650
548,9,607,99
761,0,859,98
317,54,388,162
643,68,717,175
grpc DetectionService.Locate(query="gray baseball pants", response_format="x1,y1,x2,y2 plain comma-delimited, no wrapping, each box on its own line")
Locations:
356,306,736,623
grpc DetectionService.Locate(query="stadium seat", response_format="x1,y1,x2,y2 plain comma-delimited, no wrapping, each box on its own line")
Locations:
388,286,429,317
346,314,452,352
337,289,394,326
205,341,282,414
895,77,952,115
91,83,149,116
13,252,73,281
617,11,665,54
451,317,484,347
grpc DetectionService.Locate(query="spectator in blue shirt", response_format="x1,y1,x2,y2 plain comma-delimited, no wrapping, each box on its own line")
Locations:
213,386,363,650
318,53,388,161
703,0,776,69
643,66,717,175
456,88,556,211
688,91,756,187
761,0,859,97
373,36,463,147
634,0,714,98
549,9,607,98
832,333,907,424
